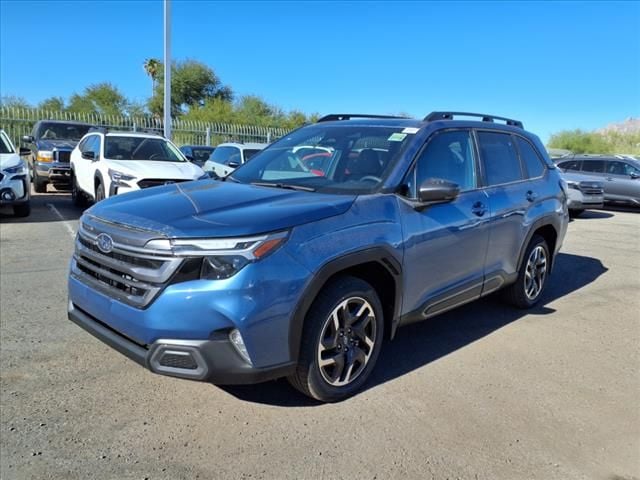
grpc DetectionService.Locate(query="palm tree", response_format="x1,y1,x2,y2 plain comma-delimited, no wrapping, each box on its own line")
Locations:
143,58,161,97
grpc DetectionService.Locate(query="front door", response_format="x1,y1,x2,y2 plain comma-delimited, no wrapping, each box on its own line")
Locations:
399,129,490,320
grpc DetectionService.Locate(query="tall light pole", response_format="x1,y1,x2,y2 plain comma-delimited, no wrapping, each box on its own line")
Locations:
163,0,171,139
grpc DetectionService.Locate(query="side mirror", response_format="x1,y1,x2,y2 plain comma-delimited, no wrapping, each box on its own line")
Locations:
81,151,96,160
630,172,639,179
22,135,34,144
228,161,240,168
418,178,460,204
19,147,31,156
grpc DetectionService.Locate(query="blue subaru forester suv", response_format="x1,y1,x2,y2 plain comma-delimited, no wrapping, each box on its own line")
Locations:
68,112,569,402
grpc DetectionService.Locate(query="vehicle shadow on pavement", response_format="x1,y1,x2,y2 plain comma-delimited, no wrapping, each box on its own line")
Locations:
0,190,84,224
221,252,608,406
575,210,614,220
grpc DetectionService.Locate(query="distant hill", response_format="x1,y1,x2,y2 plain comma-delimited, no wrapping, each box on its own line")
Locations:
548,117,640,155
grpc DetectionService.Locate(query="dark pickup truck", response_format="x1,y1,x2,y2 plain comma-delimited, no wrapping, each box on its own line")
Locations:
22,120,93,192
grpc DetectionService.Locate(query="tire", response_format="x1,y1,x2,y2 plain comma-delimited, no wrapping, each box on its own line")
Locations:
33,173,47,193
95,182,105,203
569,209,584,218
503,235,550,309
71,173,87,208
288,276,384,402
13,202,31,217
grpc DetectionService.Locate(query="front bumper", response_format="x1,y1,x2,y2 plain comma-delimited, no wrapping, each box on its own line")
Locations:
35,161,71,182
68,301,295,384
566,190,604,210
0,174,30,206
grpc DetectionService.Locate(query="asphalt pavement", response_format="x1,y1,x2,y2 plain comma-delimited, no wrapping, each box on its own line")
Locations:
1,188,639,480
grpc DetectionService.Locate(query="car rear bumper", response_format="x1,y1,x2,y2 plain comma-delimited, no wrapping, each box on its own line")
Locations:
68,301,296,384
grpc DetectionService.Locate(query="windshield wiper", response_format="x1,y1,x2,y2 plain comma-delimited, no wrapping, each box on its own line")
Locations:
251,181,315,192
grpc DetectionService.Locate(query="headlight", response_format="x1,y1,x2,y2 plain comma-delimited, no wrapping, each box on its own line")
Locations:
108,168,136,186
36,151,53,163
145,231,288,280
566,181,580,190
4,160,28,175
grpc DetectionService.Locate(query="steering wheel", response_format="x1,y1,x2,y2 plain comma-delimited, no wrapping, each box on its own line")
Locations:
359,175,381,184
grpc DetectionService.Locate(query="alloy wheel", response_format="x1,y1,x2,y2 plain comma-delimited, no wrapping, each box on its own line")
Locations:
524,245,547,300
316,297,377,387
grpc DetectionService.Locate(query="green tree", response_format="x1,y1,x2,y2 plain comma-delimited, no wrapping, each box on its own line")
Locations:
148,60,233,117
38,97,66,111
143,58,161,97
0,95,31,109
67,83,128,116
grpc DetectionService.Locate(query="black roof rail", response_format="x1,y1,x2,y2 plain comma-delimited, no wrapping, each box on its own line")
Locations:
424,111,524,129
317,114,410,123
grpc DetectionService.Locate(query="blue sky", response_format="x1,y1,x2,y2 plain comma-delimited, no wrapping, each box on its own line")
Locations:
1,0,639,142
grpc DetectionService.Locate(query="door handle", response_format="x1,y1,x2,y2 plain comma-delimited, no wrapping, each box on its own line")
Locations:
526,190,538,202
471,201,486,217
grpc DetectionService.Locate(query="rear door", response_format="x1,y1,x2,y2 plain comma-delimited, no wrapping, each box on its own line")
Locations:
399,129,491,319
603,160,640,203
476,131,533,287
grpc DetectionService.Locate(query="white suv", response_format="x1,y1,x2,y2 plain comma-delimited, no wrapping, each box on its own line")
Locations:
203,142,267,178
70,130,205,205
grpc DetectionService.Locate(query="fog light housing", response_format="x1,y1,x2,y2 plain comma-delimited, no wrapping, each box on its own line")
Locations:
229,329,252,365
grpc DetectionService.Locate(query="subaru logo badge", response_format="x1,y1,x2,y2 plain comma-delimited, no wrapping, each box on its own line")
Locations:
96,233,113,254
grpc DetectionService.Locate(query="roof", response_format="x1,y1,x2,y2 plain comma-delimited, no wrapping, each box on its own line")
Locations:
36,119,94,126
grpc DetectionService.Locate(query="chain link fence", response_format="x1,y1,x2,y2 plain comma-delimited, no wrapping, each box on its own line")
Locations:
0,107,291,148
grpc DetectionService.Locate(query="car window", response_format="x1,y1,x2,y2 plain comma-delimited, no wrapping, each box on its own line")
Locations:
231,124,414,194
191,148,214,162
477,131,523,186
0,131,14,154
104,136,184,162
37,123,91,141
242,149,261,162
581,160,605,173
516,137,545,178
81,135,99,155
557,160,580,171
607,160,639,176
210,146,241,165
408,130,477,197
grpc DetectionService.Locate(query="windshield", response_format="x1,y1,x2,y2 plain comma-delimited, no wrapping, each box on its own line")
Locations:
0,131,14,154
191,147,215,163
104,136,186,162
230,124,414,193
37,122,91,141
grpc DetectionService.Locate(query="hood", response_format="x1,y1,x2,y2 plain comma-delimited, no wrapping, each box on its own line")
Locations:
36,139,78,151
105,159,203,179
560,171,604,186
0,153,23,170
87,180,356,238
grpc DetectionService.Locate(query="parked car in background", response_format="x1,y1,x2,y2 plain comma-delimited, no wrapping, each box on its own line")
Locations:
556,154,640,206
22,120,94,192
203,142,267,177
67,111,568,402
0,129,31,216
559,171,604,217
179,145,215,167
70,129,206,206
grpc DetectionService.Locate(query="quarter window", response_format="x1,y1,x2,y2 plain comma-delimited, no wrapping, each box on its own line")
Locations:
409,130,477,197
477,132,523,186
516,137,545,178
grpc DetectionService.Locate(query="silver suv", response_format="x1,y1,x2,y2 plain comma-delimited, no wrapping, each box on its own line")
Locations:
556,155,640,207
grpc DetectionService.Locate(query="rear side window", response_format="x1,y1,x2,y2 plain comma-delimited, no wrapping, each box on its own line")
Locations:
516,137,545,178
581,160,605,173
477,132,523,186
557,160,580,171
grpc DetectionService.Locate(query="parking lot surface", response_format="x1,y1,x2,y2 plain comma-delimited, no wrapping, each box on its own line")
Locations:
1,189,639,480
